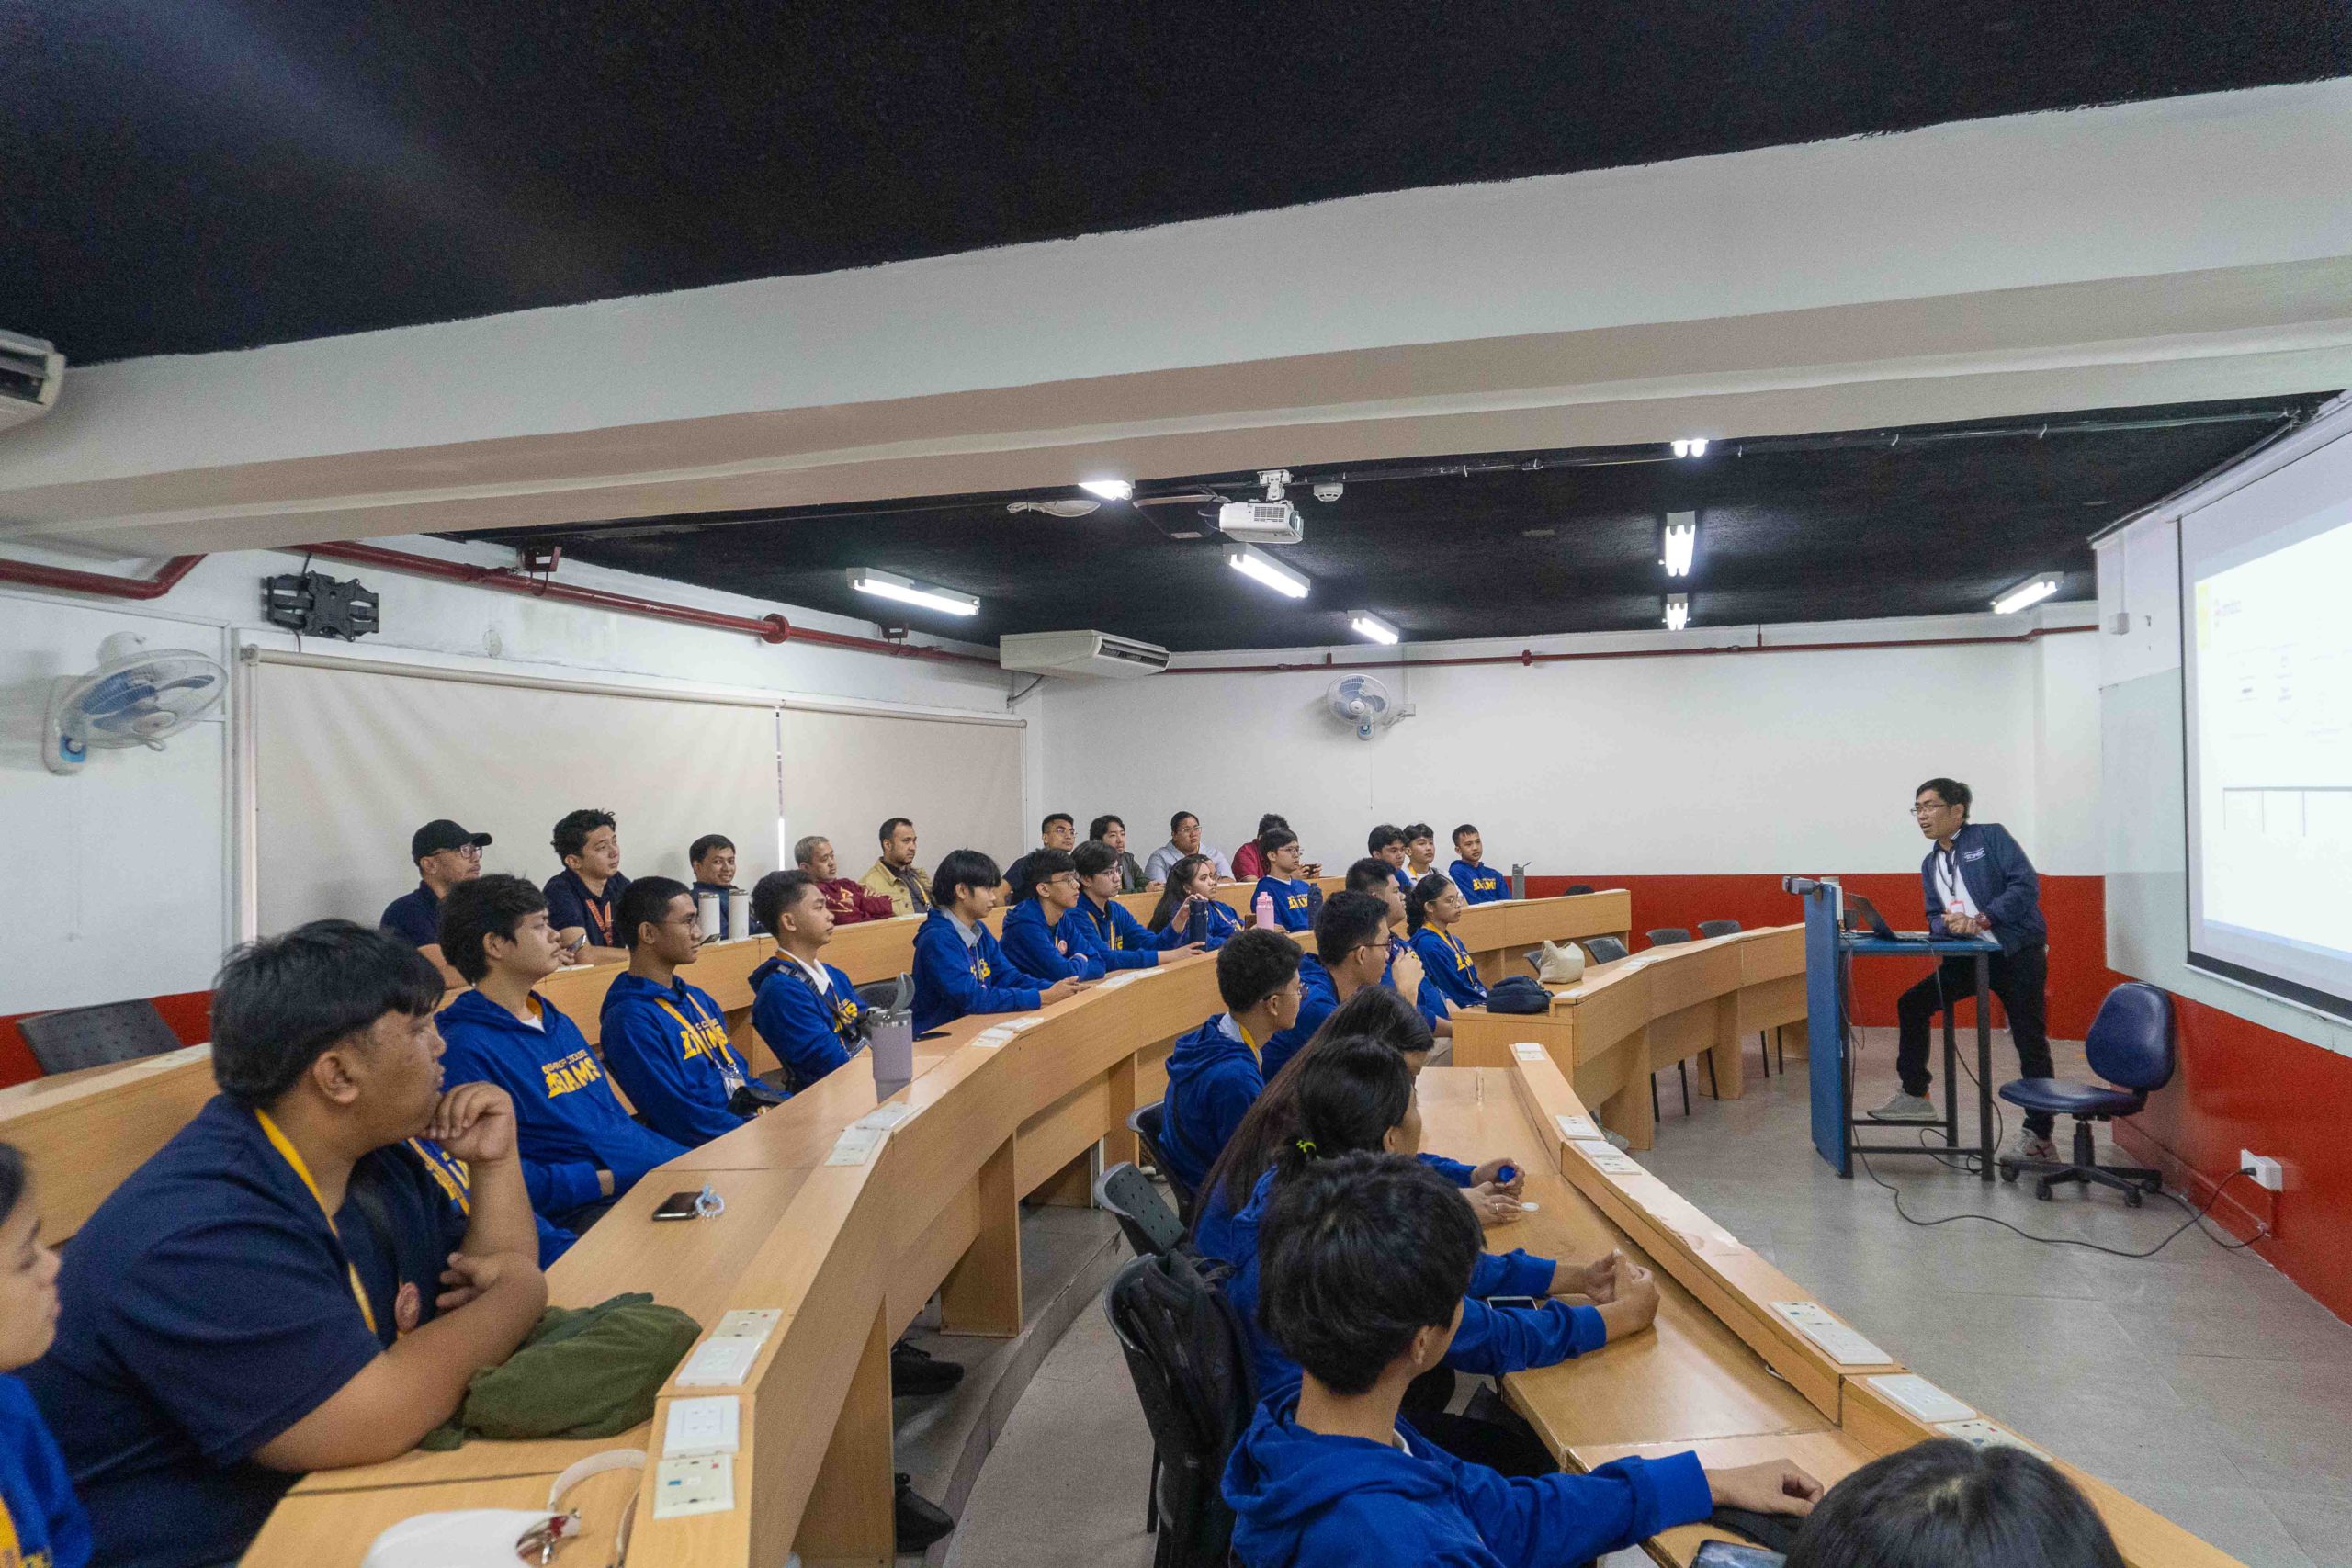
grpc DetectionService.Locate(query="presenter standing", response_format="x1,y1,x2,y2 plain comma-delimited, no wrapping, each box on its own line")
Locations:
1870,777,2057,1165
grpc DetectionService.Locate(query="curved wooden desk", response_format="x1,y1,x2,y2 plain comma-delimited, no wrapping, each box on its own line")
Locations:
1449,924,1805,1149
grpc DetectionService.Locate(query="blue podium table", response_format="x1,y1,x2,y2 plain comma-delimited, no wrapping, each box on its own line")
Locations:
1799,885,2000,1180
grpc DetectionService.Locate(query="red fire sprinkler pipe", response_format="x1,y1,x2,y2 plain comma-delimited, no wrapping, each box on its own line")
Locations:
0,553,207,601
301,541,998,667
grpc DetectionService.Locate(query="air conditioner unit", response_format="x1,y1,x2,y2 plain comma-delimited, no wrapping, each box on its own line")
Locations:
999,629,1170,680
1217,500,1303,544
0,332,63,434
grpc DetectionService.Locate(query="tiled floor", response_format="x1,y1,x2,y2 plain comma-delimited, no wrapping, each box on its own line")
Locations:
946,1030,2352,1568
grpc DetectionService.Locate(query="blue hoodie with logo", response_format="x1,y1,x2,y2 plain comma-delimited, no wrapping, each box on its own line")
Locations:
1449,859,1508,905
1196,1169,1600,1404
435,987,687,1226
598,971,756,1147
911,908,1051,1034
1256,875,1317,932
999,897,1103,982
1159,1013,1263,1195
1071,895,1182,971
1223,1395,1710,1568
1258,955,1337,1082
749,953,866,1091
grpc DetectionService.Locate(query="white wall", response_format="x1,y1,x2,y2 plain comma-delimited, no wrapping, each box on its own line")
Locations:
0,538,1030,1016
1037,611,2098,878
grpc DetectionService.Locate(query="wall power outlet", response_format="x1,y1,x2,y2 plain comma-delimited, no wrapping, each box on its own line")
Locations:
2240,1151,2284,1192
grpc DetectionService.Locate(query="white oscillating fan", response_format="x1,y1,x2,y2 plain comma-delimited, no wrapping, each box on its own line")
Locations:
1327,672,1411,740
43,632,228,774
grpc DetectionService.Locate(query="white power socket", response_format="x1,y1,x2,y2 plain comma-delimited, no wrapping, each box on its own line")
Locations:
652,1454,735,1518
2240,1151,2284,1192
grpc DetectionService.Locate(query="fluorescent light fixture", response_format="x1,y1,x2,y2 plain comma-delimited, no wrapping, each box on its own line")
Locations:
1225,542,1310,600
846,567,980,617
1349,611,1400,645
1991,574,2061,615
1662,512,1697,577
1664,592,1690,631
1078,479,1134,502
1669,437,1711,458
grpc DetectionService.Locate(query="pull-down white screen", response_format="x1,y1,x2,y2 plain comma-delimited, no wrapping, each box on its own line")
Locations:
2182,432,2352,1020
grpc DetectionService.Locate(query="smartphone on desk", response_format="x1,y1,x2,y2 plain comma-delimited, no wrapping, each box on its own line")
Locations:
650,1190,704,1222
1693,1543,1785,1568
1483,1295,1542,1313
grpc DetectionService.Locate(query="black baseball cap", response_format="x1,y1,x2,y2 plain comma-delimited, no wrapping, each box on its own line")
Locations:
412,819,492,860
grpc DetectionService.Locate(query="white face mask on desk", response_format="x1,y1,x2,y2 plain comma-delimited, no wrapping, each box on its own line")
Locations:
361,1450,643,1568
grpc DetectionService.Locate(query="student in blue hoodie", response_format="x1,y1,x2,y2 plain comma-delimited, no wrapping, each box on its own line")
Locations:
998,849,1102,981
1261,891,1394,1081
1194,1040,1660,1474
1223,1152,1820,1568
911,850,1088,1035
1408,874,1487,1028
0,1143,92,1568
1367,823,1415,898
599,877,762,1148
1070,840,1202,970
1448,825,1509,905
1253,828,1318,932
747,869,872,1092
1159,931,1304,1198
1145,854,1243,950
437,874,687,1231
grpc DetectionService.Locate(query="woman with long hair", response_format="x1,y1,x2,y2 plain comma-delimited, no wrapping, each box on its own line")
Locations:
1144,853,1241,948
1408,872,1486,1026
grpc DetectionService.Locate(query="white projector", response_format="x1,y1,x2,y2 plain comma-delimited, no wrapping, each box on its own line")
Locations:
1217,501,1302,544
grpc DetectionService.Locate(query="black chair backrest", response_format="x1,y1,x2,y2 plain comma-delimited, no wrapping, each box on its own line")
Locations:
1696,919,1743,939
1128,1100,1194,1217
1584,935,1631,964
854,974,910,1012
1565,884,1595,896
17,999,184,1076
1645,927,1693,947
1103,1251,1256,1568
1096,1161,1190,1258
2086,981,2177,1092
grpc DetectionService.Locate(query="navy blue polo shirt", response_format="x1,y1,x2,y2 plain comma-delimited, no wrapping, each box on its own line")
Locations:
379,880,442,948
544,868,630,948
23,1097,451,1568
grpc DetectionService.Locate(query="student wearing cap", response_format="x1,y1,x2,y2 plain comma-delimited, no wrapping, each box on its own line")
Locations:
542,808,631,964
436,875,685,1232
379,818,491,986
25,921,548,1568
1252,828,1318,933
1448,824,1509,904
599,878,763,1148
861,818,933,916
1158,930,1304,1196
1089,814,1153,892
910,851,1087,1035
796,835,895,924
1145,810,1232,886
687,834,750,940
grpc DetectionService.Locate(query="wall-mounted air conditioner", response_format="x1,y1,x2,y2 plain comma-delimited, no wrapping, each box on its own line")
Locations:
0,332,62,434
999,629,1170,680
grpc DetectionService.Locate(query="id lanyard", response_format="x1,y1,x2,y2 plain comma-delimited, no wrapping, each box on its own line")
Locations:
1935,850,1967,912
254,1108,379,1337
1087,899,1123,952
580,888,616,947
406,1137,472,1216
655,991,745,1093
0,1491,19,1567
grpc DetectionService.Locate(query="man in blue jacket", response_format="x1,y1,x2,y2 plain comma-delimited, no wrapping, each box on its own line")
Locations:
1224,1154,1819,1568
1070,840,1199,970
911,850,1087,1034
746,869,871,1092
998,849,1102,981
1159,931,1303,1196
1260,891,1394,1081
599,876,762,1147
1871,777,2059,1165
1447,825,1509,904
437,874,686,1230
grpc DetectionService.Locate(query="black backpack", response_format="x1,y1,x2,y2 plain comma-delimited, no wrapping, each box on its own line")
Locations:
1103,1249,1258,1568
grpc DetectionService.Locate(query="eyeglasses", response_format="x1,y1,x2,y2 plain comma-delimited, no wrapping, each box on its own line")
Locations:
1911,802,1950,817
1048,872,1080,888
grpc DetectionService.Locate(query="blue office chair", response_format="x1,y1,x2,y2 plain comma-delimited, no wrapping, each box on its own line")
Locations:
1997,982,2173,1206
1582,936,1630,964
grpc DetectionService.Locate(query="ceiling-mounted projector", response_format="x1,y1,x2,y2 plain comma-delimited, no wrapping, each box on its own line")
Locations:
1218,501,1302,544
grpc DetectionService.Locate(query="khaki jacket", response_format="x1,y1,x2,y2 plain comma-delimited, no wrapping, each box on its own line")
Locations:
860,858,933,916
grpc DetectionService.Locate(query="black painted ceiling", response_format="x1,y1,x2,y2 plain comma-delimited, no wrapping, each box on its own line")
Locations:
8,4,2346,363
457,396,2335,650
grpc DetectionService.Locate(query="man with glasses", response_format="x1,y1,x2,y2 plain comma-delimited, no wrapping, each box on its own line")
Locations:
1146,810,1232,886
1870,777,2058,1166
381,818,492,986
998,849,1102,980
1261,891,1396,1081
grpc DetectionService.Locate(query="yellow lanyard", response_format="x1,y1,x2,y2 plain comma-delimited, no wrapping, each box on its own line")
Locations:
655,993,744,1086
0,1489,20,1568
254,1109,379,1337
406,1137,471,1216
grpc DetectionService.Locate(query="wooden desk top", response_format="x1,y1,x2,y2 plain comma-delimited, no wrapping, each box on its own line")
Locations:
254,1461,643,1565
1570,1431,1875,1566
1416,1070,1829,1456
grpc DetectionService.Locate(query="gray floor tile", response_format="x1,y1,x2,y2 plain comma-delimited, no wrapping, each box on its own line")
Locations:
2259,1492,2352,1568
2109,1481,2315,1568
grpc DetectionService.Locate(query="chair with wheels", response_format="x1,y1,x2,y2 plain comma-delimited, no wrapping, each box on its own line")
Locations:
1096,1161,1190,1258
1128,1100,1193,1220
1103,1250,1257,1567
1997,982,2174,1206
